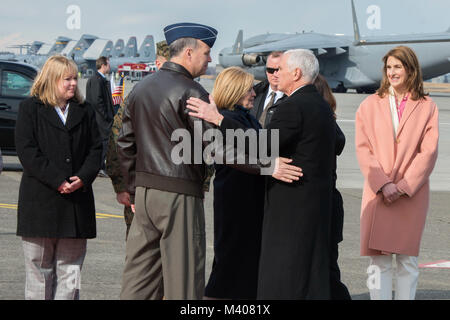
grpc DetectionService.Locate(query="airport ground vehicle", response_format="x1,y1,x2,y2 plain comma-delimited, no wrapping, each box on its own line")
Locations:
0,60,38,154
118,63,156,82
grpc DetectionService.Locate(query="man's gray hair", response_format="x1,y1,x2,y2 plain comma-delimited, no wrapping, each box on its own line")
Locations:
285,49,319,83
169,37,199,58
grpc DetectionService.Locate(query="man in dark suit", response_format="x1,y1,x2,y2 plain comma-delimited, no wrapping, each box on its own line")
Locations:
85,56,114,176
250,51,285,128
257,49,336,299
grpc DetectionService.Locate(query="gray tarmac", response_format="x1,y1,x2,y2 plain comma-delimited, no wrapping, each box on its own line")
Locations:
0,80,449,300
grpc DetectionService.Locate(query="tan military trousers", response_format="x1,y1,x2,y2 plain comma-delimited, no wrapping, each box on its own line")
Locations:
120,187,205,300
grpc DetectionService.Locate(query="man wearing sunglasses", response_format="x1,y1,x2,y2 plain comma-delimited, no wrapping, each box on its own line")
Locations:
250,51,286,128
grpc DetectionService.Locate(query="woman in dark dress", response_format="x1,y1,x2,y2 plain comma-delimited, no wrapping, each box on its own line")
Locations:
313,74,351,300
204,67,265,299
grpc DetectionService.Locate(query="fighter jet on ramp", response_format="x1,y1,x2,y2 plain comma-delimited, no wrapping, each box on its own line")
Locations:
83,39,114,60
58,34,98,73
82,39,114,74
109,35,156,73
219,0,450,93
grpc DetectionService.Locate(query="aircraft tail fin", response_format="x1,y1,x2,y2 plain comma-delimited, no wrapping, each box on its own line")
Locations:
351,0,361,44
351,2,450,47
232,30,244,54
29,41,44,55
138,35,155,60
100,40,114,58
113,39,125,57
82,39,111,60
124,36,137,57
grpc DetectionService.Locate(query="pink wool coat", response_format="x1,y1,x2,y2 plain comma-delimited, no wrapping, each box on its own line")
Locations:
355,93,439,257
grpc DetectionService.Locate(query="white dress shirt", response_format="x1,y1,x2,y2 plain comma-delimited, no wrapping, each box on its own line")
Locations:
263,87,284,110
55,103,70,125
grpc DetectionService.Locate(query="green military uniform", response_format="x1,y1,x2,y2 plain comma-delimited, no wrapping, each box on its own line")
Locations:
106,96,134,239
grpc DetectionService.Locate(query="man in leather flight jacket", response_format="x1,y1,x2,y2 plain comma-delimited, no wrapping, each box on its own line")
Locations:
118,23,226,300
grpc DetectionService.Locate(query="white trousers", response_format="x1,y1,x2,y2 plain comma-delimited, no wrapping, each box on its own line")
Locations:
368,254,419,300
22,237,87,300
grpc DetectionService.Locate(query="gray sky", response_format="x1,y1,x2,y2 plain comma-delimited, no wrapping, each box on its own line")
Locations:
1,0,450,64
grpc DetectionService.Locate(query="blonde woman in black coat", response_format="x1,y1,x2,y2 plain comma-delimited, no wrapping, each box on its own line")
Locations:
203,67,265,300
15,55,102,300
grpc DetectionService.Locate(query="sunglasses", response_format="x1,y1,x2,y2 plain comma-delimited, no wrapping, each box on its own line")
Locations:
266,67,279,74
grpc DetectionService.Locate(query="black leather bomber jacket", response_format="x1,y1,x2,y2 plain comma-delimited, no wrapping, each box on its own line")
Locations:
117,62,260,199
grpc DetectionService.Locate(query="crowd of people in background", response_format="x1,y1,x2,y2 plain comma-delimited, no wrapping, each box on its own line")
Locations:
11,21,439,300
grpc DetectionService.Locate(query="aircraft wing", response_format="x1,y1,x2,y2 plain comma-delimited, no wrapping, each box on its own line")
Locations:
243,33,294,48
355,32,450,45
60,40,77,56
83,39,112,60
36,44,52,55
243,32,352,56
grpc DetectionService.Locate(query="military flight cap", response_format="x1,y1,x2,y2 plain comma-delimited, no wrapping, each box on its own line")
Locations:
163,22,218,48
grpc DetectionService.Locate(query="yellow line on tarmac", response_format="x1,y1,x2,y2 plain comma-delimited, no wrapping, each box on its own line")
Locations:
0,203,123,219
96,212,123,219
0,203,17,209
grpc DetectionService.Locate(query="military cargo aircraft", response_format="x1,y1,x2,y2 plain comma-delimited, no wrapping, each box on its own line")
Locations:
219,0,450,93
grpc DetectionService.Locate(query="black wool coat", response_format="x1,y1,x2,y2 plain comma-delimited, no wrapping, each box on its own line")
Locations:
85,72,114,140
205,106,265,299
332,124,346,244
15,96,102,238
257,85,336,300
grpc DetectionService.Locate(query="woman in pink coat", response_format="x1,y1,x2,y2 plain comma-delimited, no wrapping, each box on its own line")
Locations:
355,46,439,300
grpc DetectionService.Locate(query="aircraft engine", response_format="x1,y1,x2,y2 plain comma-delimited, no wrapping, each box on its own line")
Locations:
242,54,260,66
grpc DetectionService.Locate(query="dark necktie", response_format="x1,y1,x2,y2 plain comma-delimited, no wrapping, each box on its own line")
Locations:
259,91,276,128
